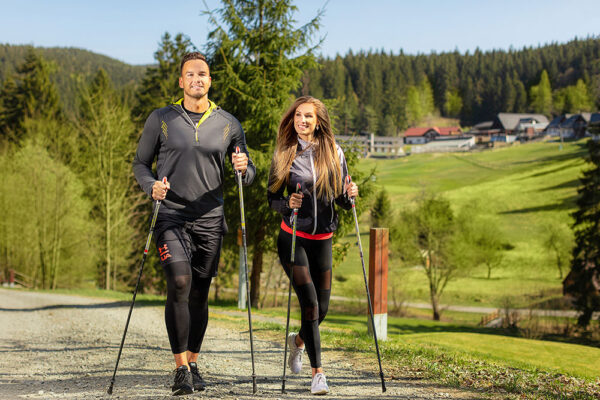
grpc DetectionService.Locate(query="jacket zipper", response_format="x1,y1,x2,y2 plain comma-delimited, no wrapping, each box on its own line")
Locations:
180,112,199,141
175,100,216,142
309,152,318,235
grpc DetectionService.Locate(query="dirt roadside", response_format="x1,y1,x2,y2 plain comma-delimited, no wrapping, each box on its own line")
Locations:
0,289,484,399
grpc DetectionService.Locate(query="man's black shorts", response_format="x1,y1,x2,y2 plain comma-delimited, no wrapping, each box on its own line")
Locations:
154,213,224,278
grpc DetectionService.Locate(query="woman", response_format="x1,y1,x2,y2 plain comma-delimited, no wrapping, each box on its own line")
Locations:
268,96,358,395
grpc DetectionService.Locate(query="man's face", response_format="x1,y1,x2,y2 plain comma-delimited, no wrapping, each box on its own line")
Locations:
179,59,211,99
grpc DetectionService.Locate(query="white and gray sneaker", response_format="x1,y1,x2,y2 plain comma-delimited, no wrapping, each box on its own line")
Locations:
311,372,329,395
287,332,304,374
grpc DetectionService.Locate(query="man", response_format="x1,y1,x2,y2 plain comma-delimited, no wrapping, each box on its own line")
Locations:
133,52,255,395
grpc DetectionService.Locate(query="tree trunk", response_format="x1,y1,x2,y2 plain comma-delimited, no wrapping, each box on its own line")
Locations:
556,254,563,279
105,187,111,291
430,292,440,321
273,266,285,307
38,240,46,290
259,258,275,308
51,176,62,290
249,224,266,308
214,280,220,302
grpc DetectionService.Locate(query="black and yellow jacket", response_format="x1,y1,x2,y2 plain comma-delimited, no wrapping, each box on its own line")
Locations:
133,99,255,219
267,138,352,237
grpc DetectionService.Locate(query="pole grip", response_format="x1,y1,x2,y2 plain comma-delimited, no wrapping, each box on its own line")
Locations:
235,147,241,177
346,175,355,205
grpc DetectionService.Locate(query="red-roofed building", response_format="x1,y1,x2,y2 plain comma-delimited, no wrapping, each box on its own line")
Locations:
438,126,462,136
404,127,439,144
403,126,462,144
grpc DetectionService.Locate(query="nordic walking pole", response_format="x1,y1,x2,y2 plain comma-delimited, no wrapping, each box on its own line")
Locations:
282,183,301,394
347,175,386,392
107,177,167,395
235,147,257,394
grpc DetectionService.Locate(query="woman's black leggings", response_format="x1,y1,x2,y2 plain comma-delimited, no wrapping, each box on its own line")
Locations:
277,229,332,368
163,261,212,354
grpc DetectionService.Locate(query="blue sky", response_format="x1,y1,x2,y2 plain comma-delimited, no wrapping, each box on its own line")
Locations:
2,0,600,65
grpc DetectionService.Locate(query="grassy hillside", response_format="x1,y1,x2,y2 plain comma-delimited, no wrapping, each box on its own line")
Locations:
335,138,588,310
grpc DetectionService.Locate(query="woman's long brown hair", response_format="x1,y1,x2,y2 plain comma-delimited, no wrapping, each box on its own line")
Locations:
269,96,342,200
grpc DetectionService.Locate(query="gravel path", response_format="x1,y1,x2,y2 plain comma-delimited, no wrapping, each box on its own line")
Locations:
0,289,482,399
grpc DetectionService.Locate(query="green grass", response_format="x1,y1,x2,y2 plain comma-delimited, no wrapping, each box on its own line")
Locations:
334,139,589,309
213,303,600,399
286,310,600,381
401,331,600,380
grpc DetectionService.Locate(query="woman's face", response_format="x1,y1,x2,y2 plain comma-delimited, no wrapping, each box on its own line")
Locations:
294,102,317,138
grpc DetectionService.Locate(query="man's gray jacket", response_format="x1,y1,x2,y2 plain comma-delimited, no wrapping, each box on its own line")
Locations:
133,98,255,219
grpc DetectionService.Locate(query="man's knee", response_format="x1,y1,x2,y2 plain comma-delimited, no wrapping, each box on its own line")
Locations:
169,274,192,302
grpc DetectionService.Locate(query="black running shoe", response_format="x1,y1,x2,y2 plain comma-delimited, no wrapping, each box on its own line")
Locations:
171,365,193,395
188,362,206,391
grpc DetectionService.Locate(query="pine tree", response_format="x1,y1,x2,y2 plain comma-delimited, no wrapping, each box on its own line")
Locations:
405,85,422,127
501,73,516,112
419,75,435,118
529,69,552,115
565,138,600,327
568,79,593,112
0,77,19,143
513,75,528,113
553,79,594,114
205,0,323,307
370,189,392,228
363,105,379,134
18,50,61,122
131,33,193,126
444,89,462,117
0,50,62,143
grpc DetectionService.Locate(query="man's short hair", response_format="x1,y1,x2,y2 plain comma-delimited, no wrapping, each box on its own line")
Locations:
180,52,209,75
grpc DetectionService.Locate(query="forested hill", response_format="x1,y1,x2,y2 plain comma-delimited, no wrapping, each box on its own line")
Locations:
2,38,599,131
0,44,147,113
301,37,600,135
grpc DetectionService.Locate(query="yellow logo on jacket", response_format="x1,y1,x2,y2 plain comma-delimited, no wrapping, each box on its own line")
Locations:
161,120,168,139
223,123,230,142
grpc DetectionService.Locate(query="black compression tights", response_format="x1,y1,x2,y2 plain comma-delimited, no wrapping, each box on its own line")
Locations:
163,261,212,354
277,230,332,368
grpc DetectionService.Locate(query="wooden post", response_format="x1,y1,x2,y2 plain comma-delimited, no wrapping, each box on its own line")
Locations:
237,228,247,309
9,269,15,287
368,228,388,340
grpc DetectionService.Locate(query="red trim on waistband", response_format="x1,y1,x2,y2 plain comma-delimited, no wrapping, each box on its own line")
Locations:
280,220,333,240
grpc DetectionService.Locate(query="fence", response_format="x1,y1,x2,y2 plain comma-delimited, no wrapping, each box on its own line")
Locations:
1,269,32,288
336,134,404,157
